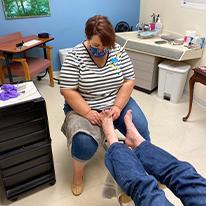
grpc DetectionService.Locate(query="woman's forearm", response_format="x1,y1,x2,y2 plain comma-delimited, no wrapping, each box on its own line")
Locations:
114,80,135,110
60,89,91,116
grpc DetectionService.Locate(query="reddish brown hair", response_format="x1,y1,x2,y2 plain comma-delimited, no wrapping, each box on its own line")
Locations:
85,15,115,48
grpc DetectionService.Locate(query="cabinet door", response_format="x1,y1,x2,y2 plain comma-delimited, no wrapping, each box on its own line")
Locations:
127,50,156,64
126,50,160,91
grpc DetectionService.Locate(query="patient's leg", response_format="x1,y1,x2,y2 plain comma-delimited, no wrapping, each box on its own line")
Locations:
123,110,206,206
102,110,172,206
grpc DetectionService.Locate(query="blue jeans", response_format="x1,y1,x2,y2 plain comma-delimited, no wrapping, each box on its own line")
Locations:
105,141,206,206
71,132,98,161
66,97,150,160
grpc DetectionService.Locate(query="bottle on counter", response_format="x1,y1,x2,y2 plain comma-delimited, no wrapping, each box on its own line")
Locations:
155,18,163,34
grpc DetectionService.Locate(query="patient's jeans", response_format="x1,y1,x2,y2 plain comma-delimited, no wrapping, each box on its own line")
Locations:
135,141,206,206
65,97,150,161
105,142,206,206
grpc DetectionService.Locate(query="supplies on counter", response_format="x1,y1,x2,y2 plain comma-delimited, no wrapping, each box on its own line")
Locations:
183,30,205,49
137,13,163,38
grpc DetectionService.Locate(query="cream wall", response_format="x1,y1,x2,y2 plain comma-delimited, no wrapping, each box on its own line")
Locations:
140,0,206,105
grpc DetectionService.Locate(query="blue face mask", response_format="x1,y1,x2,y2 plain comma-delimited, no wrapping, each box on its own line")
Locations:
89,46,109,58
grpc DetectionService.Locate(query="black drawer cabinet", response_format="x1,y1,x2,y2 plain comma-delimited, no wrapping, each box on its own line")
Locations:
0,96,56,202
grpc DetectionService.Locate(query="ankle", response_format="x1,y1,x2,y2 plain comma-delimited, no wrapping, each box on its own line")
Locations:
133,138,144,148
73,175,83,185
73,172,84,183
108,139,118,146
107,134,118,145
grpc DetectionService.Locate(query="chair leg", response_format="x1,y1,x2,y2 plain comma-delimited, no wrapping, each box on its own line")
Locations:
0,65,5,84
48,65,54,87
25,73,31,81
44,46,54,87
21,61,31,81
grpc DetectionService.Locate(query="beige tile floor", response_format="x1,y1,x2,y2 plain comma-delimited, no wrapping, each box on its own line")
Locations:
2,79,206,206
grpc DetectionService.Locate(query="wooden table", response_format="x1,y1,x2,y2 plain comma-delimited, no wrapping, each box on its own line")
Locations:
183,67,206,121
0,35,54,82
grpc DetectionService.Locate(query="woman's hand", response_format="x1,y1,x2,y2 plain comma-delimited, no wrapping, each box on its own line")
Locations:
85,110,101,126
110,106,121,121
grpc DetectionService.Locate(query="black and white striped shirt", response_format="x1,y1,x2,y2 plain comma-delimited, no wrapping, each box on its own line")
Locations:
60,43,135,110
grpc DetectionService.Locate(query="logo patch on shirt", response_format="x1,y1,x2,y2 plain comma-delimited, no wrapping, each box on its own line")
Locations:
109,52,121,76
110,57,120,70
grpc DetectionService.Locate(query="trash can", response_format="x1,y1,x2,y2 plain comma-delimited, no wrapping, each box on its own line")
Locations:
59,48,72,65
158,60,191,103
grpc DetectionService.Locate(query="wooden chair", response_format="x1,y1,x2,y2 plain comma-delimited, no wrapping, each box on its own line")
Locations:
1,32,21,84
0,32,54,87
0,32,22,84
0,53,5,84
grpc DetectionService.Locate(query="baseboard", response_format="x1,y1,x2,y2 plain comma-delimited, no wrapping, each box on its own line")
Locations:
184,90,206,109
134,86,157,94
193,96,206,108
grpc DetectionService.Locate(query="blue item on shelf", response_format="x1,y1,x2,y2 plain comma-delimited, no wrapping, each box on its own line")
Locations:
137,30,159,39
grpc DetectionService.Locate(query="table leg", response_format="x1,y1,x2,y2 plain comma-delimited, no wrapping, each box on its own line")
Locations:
182,75,196,121
43,43,47,59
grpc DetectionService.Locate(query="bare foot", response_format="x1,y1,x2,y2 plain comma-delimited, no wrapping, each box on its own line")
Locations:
124,110,145,148
101,110,118,145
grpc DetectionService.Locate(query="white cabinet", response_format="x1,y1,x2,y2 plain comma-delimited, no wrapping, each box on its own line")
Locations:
127,50,161,93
